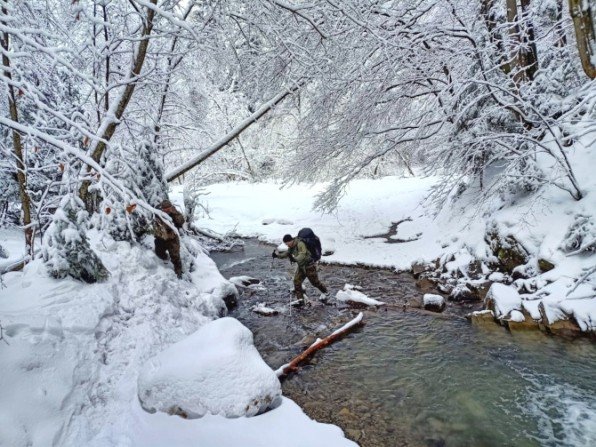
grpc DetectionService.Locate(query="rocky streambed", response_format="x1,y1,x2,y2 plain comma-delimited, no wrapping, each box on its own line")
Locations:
211,239,596,447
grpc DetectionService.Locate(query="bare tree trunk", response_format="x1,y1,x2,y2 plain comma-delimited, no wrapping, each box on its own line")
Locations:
1,3,34,255
481,0,509,72
569,0,596,79
79,0,158,209
519,0,538,81
555,0,568,47
507,0,538,84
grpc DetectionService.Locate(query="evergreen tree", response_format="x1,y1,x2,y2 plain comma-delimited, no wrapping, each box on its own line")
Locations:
43,194,108,283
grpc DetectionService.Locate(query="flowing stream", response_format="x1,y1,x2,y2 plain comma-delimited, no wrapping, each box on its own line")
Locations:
210,240,596,447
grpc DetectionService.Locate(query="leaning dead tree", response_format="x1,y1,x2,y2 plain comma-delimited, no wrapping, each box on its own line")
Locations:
165,82,304,183
275,312,364,378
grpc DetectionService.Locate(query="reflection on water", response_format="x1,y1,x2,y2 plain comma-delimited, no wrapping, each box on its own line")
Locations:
211,240,596,447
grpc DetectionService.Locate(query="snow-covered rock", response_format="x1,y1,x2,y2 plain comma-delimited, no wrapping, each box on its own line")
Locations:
336,284,385,306
423,293,445,312
138,317,281,418
251,302,279,316
485,283,522,319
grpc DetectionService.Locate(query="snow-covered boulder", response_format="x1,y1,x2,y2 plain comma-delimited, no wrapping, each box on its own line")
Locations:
423,294,445,312
138,317,281,418
484,283,522,319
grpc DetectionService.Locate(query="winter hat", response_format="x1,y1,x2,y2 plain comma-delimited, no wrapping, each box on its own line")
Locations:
282,234,293,243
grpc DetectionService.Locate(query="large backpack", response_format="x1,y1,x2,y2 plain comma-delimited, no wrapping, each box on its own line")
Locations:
297,227,322,262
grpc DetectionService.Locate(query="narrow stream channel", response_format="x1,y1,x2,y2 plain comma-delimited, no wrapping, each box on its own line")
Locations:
210,240,596,447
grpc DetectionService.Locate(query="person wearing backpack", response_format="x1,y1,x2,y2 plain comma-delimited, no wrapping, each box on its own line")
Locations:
272,230,329,306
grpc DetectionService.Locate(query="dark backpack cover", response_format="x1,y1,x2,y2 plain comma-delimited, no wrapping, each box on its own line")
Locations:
297,227,322,262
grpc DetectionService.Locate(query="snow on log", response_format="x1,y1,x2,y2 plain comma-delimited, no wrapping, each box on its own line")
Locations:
275,312,364,378
336,284,385,306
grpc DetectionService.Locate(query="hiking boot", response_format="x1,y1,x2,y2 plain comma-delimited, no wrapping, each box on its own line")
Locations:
290,298,306,307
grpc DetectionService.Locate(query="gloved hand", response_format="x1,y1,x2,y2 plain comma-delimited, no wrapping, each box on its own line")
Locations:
272,250,278,259
289,254,296,264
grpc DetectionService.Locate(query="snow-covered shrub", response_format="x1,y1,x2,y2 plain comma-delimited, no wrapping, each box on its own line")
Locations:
43,194,109,283
561,215,596,254
103,140,168,241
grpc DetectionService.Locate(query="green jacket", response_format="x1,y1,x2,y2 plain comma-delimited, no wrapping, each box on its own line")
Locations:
277,239,312,267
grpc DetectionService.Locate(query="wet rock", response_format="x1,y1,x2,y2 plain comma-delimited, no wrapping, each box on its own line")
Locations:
416,278,436,293
466,310,497,328
412,262,433,279
222,293,238,310
538,259,555,273
466,281,492,301
465,260,483,279
502,309,539,331
437,283,453,295
448,285,476,302
407,296,423,309
485,227,529,273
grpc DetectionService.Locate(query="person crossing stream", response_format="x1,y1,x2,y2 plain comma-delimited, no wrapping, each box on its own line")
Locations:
211,240,596,447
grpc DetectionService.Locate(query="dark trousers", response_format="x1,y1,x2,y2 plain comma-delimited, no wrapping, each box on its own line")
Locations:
155,237,182,278
293,263,327,299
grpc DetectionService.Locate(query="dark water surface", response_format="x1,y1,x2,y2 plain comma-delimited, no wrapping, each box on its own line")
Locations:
210,240,596,447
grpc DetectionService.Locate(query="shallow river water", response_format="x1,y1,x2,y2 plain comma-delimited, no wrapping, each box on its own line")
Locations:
210,240,596,447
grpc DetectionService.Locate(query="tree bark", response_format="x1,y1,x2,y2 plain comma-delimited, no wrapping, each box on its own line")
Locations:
569,0,596,79
275,312,364,378
507,0,538,84
1,3,34,255
79,0,158,209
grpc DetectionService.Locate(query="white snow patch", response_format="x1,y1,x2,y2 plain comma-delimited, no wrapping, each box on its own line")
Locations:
423,293,445,306
486,283,522,319
336,284,385,306
508,310,526,322
138,317,281,418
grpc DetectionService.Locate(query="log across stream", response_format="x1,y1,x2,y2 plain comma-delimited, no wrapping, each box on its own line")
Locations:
210,240,596,447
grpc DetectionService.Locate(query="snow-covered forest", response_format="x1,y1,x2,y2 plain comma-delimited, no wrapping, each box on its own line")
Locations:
1,1,595,446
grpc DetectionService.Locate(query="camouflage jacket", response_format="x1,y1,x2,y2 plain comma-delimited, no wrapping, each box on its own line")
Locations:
154,208,185,240
276,239,312,267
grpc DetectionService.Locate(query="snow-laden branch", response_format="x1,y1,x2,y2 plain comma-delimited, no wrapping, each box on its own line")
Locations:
166,81,304,182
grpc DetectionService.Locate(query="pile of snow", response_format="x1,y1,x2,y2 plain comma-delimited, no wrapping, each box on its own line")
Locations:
251,302,279,316
336,284,385,306
138,317,281,418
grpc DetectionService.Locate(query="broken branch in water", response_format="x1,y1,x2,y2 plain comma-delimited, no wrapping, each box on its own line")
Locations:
275,312,364,378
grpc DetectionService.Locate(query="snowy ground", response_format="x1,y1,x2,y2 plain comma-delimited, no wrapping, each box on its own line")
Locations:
191,137,595,332
0,230,356,447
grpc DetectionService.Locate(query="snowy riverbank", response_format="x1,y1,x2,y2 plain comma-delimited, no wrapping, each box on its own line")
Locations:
0,230,356,446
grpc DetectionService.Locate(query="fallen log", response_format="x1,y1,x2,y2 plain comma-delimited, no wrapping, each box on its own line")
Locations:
275,312,364,378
